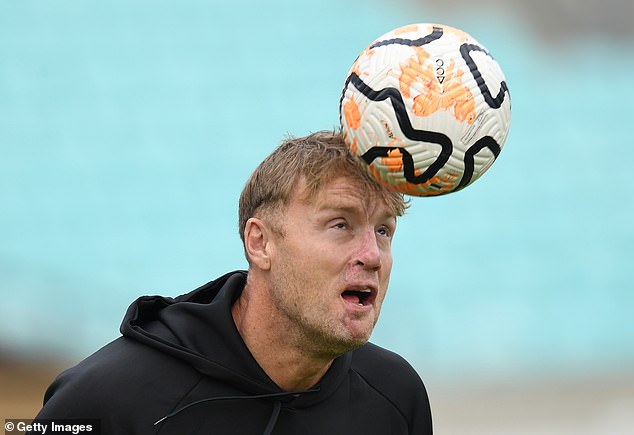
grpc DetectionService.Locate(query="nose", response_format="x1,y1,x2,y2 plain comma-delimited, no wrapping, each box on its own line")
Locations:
356,228,382,270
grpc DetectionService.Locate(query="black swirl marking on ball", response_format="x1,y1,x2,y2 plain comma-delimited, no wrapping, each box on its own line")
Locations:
344,72,453,185
369,26,444,49
460,43,509,109
455,136,501,191
361,146,416,178
337,26,442,128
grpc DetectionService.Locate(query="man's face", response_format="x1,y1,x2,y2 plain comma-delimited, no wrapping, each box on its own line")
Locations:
266,175,397,357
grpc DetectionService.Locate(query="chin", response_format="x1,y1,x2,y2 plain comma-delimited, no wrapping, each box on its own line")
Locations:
313,330,370,358
337,328,374,352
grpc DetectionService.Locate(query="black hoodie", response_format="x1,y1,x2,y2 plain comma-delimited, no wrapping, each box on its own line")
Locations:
33,271,432,434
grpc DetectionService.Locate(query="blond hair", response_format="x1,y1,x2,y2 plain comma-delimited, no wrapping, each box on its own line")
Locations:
238,130,408,247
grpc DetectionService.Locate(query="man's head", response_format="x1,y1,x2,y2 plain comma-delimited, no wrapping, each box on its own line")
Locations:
238,130,407,247
237,130,408,357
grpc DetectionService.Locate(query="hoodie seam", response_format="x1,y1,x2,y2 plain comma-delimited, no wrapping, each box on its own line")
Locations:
350,368,409,429
154,374,205,434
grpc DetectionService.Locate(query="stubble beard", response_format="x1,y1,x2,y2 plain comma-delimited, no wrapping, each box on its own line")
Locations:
269,266,372,360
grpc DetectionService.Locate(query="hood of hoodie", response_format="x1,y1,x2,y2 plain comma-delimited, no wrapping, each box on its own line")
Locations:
120,270,352,408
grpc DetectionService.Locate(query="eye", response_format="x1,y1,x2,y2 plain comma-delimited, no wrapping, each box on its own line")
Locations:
377,226,390,238
333,220,348,230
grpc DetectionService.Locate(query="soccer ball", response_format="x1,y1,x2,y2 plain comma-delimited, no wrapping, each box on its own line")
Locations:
340,23,511,196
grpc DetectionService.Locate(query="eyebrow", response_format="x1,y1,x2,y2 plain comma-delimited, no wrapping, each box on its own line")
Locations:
315,201,397,221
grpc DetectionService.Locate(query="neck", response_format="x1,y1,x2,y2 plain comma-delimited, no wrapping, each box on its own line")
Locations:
231,279,334,392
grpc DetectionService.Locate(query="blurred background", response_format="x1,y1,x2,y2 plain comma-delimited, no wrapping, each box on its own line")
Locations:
1,0,633,433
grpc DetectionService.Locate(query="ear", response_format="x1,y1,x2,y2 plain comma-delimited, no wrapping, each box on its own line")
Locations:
243,217,272,270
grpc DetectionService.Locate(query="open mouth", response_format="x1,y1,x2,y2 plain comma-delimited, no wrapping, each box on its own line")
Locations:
341,289,373,306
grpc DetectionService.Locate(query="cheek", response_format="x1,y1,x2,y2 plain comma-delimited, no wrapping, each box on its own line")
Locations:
379,254,393,289
382,250,393,274
274,237,334,284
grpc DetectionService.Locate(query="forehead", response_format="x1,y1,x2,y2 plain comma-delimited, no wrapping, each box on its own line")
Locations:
294,175,393,217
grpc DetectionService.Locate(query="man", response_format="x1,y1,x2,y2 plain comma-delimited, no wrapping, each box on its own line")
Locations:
32,131,433,434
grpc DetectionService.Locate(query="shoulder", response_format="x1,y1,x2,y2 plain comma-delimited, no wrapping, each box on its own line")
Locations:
50,336,198,392
36,337,201,431
351,342,423,386
350,342,432,429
